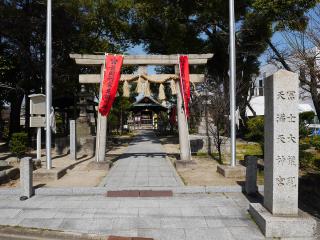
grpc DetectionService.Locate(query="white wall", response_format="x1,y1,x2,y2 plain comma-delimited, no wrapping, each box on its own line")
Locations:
248,56,317,117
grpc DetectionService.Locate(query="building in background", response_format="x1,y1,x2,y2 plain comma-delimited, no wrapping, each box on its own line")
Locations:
247,62,316,118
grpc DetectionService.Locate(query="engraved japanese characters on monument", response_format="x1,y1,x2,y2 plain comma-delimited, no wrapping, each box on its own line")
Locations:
264,70,299,215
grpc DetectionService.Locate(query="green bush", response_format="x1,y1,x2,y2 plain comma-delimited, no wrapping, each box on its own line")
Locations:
300,111,315,124
245,116,265,153
245,116,264,142
300,143,311,151
108,112,119,132
299,112,314,138
299,124,310,138
299,150,314,169
9,132,28,158
1,125,9,140
310,136,320,150
314,158,320,170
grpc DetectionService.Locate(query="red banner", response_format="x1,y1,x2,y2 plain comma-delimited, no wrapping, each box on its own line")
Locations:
98,55,123,116
179,55,191,118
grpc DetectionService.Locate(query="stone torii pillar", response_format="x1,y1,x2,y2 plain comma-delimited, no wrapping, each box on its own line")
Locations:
95,65,107,162
175,65,192,165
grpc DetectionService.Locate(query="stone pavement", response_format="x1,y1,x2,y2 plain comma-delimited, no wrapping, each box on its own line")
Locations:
100,130,183,188
0,130,318,239
0,192,266,240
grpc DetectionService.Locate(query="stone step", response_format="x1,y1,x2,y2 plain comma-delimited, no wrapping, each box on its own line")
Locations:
106,190,173,198
108,236,153,240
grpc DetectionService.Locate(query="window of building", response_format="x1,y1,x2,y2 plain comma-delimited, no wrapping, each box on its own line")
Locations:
257,73,266,96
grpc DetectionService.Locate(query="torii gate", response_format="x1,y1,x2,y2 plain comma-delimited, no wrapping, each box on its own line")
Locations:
70,53,213,165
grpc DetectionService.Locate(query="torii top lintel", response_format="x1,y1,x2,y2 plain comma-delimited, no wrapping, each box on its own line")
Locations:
69,53,213,66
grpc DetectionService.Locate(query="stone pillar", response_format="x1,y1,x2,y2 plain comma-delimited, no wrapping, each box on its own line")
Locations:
174,65,191,162
249,70,316,238
20,157,33,198
245,155,258,195
36,127,41,160
95,65,107,162
70,120,76,160
264,70,299,215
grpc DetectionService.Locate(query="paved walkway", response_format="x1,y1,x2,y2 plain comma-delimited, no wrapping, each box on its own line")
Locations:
1,130,317,239
100,130,183,188
0,192,266,240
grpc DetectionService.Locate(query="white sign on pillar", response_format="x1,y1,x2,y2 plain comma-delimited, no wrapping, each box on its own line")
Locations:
29,94,46,160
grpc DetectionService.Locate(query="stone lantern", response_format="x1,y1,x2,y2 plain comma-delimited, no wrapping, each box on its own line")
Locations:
75,85,95,156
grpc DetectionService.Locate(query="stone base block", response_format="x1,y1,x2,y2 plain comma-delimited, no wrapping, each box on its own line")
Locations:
249,203,317,238
54,137,69,155
87,160,111,170
216,164,246,178
33,168,66,181
174,160,196,169
78,136,96,157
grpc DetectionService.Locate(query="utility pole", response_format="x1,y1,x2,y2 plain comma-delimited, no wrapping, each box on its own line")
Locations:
229,0,237,167
45,0,52,170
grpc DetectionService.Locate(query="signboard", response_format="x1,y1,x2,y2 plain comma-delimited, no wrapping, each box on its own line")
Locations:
30,116,45,128
29,94,46,115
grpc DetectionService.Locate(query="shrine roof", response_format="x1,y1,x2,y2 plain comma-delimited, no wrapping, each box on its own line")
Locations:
130,96,168,112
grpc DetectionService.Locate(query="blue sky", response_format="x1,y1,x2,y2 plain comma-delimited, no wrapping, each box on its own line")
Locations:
127,44,145,55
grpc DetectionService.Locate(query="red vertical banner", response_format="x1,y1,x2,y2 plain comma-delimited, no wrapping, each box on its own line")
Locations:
179,55,191,118
98,55,123,116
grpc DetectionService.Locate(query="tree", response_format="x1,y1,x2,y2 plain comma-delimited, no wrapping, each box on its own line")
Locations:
207,89,229,163
108,96,132,134
128,0,318,131
192,81,229,163
0,0,132,139
271,5,320,118
253,0,318,70
0,44,24,137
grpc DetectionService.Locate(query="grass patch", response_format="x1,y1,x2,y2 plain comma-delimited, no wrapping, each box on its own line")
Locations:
257,169,264,185
236,143,262,160
210,152,224,164
196,152,209,157
178,174,188,185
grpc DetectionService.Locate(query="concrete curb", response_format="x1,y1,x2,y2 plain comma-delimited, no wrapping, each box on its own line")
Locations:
0,188,21,195
164,155,185,186
0,185,264,196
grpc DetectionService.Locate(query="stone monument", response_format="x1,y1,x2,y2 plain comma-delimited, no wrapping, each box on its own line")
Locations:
76,85,95,157
249,70,316,238
245,155,258,195
70,120,76,160
20,157,34,198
